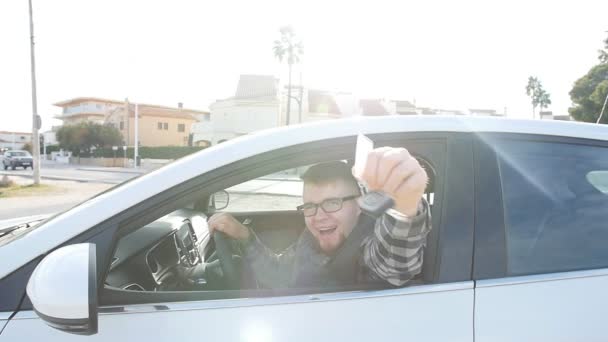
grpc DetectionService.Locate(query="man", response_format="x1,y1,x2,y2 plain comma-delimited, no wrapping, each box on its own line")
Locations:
208,147,431,288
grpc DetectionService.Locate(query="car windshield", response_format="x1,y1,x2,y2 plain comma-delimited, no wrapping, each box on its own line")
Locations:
8,152,29,157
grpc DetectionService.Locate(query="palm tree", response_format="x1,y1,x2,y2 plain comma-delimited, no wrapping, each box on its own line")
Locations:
526,76,540,119
538,88,552,114
273,26,303,125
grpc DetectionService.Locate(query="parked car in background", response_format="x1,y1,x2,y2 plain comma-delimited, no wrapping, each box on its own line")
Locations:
0,116,607,341
2,150,33,170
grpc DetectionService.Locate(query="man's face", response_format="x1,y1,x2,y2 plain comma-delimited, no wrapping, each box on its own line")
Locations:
302,179,361,255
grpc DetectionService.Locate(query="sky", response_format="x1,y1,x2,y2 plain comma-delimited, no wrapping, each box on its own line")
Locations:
1,0,607,132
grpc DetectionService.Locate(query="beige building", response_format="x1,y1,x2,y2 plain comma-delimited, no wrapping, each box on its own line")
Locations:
54,97,209,147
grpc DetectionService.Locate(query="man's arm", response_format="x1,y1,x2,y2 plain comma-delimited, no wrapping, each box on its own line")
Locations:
207,212,296,288
238,230,296,288
362,197,431,286
356,146,431,286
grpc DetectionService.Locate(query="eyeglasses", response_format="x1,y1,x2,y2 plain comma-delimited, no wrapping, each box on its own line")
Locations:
296,195,359,217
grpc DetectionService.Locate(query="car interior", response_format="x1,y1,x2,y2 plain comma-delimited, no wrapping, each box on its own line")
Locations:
101,140,441,305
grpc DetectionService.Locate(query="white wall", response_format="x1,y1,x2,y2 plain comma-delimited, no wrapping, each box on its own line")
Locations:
0,132,31,150
211,100,279,134
192,98,280,145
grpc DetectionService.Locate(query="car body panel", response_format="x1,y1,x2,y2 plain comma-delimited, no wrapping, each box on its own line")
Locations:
3,282,474,342
475,269,608,342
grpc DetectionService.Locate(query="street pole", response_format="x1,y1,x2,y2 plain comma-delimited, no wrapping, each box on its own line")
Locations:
134,103,139,169
597,88,608,124
28,0,41,185
124,98,130,148
298,72,303,124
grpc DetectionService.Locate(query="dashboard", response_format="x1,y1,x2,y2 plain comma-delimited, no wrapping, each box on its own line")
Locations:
105,209,211,292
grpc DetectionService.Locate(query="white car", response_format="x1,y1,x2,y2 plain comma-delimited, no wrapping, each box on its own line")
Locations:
1,116,607,341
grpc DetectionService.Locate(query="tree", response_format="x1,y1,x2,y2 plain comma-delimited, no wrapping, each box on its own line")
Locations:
56,122,122,156
538,87,552,114
525,76,551,119
598,33,608,64
569,63,608,124
273,25,303,126
525,76,540,119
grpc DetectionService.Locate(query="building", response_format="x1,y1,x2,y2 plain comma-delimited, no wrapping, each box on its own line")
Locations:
394,100,418,115
0,131,32,151
468,108,505,117
54,97,208,147
192,75,281,146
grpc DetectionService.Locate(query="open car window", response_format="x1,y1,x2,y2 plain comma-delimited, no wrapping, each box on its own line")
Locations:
100,134,450,308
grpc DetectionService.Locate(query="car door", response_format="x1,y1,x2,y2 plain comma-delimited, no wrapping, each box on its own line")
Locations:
473,134,608,342
2,132,475,342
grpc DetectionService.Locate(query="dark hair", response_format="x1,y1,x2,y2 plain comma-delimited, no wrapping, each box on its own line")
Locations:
300,161,361,194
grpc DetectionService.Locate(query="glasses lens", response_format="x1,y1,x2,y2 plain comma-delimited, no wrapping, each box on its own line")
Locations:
301,204,317,217
322,198,343,213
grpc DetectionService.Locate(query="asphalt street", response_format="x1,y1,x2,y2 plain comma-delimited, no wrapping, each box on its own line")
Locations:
0,162,303,220
0,162,141,184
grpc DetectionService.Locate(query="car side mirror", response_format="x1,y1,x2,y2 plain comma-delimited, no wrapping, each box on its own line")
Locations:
27,243,98,336
209,190,230,210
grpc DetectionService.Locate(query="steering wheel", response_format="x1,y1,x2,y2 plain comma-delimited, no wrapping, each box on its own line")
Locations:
212,231,240,287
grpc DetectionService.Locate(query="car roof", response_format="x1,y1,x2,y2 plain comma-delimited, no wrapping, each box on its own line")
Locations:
1,116,606,278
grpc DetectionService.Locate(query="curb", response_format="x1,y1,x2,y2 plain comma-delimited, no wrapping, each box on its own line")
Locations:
0,172,122,185
75,167,147,175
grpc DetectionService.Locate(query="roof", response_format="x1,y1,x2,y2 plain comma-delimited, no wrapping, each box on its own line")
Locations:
308,90,341,115
2,115,607,279
360,99,389,116
394,100,416,108
53,97,125,107
134,106,197,120
53,97,209,114
235,75,278,99
469,109,497,114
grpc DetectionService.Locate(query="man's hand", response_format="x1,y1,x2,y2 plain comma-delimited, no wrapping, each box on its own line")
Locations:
207,212,250,241
358,147,428,217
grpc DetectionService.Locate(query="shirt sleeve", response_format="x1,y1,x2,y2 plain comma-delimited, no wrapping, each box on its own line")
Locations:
361,197,432,286
240,229,296,288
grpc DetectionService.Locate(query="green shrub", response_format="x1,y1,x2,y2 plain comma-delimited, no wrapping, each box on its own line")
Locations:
83,146,207,159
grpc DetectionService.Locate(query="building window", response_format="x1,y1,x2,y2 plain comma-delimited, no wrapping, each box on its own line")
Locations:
163,123,169,130
120,121,124,130
178,124,185,132
158,122,163,130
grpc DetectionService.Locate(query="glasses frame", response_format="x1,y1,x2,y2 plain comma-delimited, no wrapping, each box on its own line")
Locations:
296,195,360,217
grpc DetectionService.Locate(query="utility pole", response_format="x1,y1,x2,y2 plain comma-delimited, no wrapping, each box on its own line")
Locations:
28,0,41,185
298,72,303,123
124,98,130,147
134,103,139,168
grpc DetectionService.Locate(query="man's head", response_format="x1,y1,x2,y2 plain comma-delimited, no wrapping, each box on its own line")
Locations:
300,161,361,255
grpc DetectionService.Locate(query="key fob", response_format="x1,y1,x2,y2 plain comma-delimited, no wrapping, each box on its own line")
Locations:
359,191,394,218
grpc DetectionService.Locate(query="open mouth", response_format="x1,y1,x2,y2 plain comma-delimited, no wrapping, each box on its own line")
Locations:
318,226,337,236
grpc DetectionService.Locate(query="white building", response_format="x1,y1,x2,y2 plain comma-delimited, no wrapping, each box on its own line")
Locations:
192,75,281,146
0,131,32,151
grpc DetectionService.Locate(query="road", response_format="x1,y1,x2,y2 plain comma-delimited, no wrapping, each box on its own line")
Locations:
0,162,303,220
0,162,141,184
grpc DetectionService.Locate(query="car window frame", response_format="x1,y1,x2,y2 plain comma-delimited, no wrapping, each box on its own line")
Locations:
12,132,470,310
99,132,471,306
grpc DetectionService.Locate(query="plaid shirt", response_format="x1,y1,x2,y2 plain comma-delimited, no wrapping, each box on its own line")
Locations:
242,197,431,287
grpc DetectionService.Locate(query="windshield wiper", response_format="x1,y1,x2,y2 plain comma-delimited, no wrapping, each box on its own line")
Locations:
0,223,31,238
